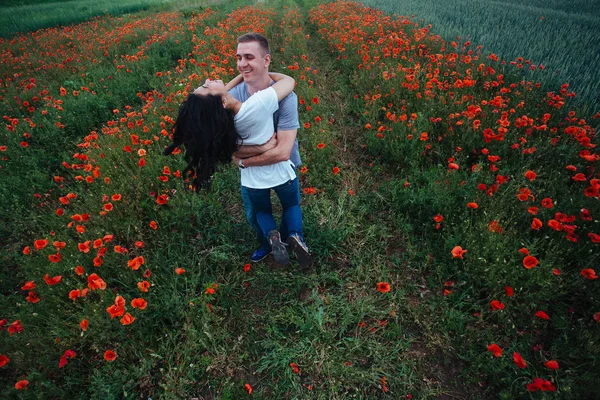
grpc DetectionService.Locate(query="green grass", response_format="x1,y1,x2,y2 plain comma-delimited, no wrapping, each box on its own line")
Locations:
360,0,600,111
0,0,598,398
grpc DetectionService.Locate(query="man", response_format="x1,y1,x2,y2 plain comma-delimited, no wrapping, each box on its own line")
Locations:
228,32,306,264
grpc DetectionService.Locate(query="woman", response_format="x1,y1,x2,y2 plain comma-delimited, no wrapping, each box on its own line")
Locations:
165,73,312,269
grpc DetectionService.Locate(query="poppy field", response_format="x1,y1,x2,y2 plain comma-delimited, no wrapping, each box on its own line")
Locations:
1,0,599,398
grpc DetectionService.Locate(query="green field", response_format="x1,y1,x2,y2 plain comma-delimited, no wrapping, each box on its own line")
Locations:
0,0,599,398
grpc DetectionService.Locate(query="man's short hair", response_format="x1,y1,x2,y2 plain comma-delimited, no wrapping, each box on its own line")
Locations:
237,32,270,55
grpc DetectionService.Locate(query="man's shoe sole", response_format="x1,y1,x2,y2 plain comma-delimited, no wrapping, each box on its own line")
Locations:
287,236,312,270
269,231,289,265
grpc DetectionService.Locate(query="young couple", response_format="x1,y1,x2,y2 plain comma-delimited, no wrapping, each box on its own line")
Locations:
165,33,312,269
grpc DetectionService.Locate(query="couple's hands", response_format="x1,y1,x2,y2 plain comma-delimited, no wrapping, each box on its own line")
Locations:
233,132,278,167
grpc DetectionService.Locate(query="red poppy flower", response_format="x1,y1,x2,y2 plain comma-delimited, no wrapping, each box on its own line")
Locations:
317,143,326,149
43,274,62,285
58,349,76,368
104,350,117,362
487,343,502,357
505,286,514,297
88,274,106,290
547,219,562,231
74,266,84,275
535,311,550,320
580,208,592,221
377,282,391,293
544,360,559,370
120,313,135,325
80,319,88,331
175,268,186,275
433,214,443,223
524,170,536,181
467,202,478,209
106,304,125,319
127,256,145,271
15,380,29,390
332,166,340,175
138,280,150,292
581,268,598,280
156,194,168,205
451,246,467,259
513,352,527,369
131,298,147,310
244,383,253,394
527,378,555,392
243,263,251,273
0,355,9,367
290,362,300,374
490,300,505,310
527,206,538,215
149,221,158,230
523,256,539,269
541,198,553,208
34,239,48,251
21,281,36,291
68,289,80,301
531,218,542,230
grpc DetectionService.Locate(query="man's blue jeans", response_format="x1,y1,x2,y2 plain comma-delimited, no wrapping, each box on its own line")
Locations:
241,178,303,250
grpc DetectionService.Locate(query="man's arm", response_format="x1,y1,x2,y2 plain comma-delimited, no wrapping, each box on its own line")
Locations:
234,133,277,158
234,129,296,167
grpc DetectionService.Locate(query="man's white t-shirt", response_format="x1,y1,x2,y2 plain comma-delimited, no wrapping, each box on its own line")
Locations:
234,87,296,189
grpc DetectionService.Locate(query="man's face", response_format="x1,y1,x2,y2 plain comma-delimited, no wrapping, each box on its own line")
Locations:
236,41,270,86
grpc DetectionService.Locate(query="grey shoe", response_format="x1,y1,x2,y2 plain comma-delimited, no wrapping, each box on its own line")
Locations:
268,230,289,265
287,234,312,270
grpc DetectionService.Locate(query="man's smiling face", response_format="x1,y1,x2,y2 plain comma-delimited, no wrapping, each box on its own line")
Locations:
236,41,270,87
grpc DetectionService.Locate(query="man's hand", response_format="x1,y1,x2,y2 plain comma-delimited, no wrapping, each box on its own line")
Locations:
239,129,296,167
234,133,278,158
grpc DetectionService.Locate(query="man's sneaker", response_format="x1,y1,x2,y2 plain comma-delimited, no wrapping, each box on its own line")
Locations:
287,234,312,270
251,247,271,263
268,230,289,265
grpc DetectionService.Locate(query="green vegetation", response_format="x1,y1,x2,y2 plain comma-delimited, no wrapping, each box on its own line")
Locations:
361,0,600,111
0,0,598,398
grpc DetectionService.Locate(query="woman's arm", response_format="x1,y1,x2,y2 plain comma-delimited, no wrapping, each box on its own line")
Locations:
225,74,244,91
268,72,295,101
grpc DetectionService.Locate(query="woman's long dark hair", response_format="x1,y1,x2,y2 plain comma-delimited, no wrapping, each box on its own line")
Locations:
165,93,243,190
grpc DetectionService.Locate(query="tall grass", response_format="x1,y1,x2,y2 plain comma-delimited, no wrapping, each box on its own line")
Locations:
360,0,600,111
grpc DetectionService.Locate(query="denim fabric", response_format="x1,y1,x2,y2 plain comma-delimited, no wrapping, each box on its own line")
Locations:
240,184,268,249
242,178,303,247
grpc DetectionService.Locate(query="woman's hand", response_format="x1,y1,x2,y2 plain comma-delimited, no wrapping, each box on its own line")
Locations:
264,133,278,151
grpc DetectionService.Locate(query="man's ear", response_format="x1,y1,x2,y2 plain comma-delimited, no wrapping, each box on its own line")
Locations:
264,53,271,68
